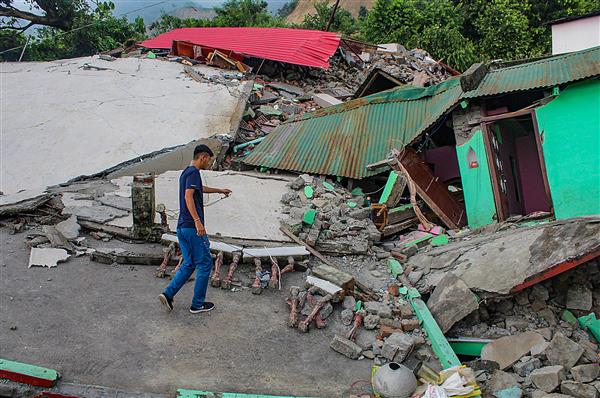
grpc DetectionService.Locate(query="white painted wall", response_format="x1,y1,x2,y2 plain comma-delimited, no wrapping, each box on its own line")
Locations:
552,15,600,54
1,56,249,195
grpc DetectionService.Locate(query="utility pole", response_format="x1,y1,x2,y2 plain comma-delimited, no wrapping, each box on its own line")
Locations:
325,0,341,32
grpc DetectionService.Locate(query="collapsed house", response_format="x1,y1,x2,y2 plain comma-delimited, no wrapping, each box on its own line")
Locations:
243,45,600,230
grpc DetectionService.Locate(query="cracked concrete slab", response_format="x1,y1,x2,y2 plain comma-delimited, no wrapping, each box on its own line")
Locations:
410,217,600,295
154,170,293,242
1,56,251,195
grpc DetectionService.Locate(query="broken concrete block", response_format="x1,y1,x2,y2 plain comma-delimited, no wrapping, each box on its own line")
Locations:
546,332,584,370
570,364,600,383
342,295,356,310
364,301,392,318
566,284,593,311
530,365,566,393
364,314,380,330
401,319,420,331
481,331,545,370
530,284,549,302
330,334,362,359
305,275,343,302
341,309,354,326
561,381,599,398
28,248,70,268
427,273,479,333
313,93,342,108
381,332,414,362
312,264,354,292
320,302,333,320
512,357,542,377
55,215,80,240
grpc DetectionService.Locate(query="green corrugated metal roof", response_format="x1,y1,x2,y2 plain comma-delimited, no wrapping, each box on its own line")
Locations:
243,78,463,179
243,46,600,179
463,45,600,98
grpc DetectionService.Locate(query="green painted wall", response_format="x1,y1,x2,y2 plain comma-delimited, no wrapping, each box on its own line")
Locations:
456,130,497,227
536,80,600,220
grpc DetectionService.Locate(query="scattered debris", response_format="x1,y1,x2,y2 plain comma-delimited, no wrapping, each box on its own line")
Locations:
28,248,70,268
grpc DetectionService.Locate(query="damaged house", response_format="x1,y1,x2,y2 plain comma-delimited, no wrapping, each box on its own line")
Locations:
243,45,600,230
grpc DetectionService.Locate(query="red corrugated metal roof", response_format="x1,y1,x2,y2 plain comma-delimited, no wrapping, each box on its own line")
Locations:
139,27,341,69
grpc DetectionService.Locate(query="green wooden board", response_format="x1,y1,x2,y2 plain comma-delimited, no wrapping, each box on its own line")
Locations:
0,358,59,381
322,182,335,191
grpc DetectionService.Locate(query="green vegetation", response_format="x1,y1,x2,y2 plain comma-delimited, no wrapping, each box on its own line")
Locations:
1,0,598,70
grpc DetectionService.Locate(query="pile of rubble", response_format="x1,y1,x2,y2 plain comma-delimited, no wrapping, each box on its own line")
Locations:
281,174,381,256
448,260,600,397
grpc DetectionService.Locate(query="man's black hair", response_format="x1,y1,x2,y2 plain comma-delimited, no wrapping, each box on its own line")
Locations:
193,144,214,158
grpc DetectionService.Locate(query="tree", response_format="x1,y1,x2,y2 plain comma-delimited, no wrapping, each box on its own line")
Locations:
278,0,298,18
0,0,87,31
301,1,357,36
213,0,278,27
361,0,477,70
1,1,146,61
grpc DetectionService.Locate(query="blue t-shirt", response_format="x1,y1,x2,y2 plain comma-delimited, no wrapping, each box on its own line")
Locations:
177,166,204,229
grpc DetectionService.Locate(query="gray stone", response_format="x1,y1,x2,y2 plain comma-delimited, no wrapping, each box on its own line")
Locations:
375,251,391,260
427,273,479,333
481,331,545,370
348,207,370,220
539,308,558,326
341,309,354,326
381,332,414,362
407,270,424,284
330,334,362,359
566,285,593,311
530,341,550,358
364,301,392,318
364,314,380,330
281,191,299,204
561,381,599,398
496,299,515,315
320,302,333,320
343,295,356,311
530,284,549,302
570,364,600,383
506,315,531,331
488,370,520,393
290,176,305,190
515,291,530,306
512,357,542,377
536,328,553,341
362,350,375,359
546,332,584,370
530,365,566,393
55,214,80,240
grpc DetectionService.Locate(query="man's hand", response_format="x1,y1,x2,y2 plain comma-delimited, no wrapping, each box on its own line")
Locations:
195,219,206,236
220,188,232,197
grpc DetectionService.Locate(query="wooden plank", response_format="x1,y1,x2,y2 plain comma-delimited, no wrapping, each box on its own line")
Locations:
398,148,466,229
381,217,419,237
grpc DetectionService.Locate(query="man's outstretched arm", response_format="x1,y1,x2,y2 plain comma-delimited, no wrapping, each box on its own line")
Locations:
203,186,232,196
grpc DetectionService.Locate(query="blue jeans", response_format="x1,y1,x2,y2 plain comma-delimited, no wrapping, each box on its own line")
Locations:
163,228,213,309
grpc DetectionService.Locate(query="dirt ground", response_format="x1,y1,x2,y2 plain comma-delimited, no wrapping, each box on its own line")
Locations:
0,228,372,397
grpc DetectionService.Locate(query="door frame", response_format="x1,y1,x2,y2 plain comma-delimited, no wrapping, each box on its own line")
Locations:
479,109,553,222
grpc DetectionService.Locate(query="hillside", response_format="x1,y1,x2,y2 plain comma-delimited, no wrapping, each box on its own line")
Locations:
285,0,376,24
170,6,216,20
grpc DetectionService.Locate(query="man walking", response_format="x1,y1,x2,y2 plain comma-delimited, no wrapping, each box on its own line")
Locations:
159,144,231,314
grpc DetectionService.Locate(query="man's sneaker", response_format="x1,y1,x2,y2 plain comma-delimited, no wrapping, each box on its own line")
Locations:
159,293,173,312
189,302,215,314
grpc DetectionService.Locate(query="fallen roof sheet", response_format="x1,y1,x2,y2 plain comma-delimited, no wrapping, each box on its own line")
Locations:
243,78,463,179
0,56,250,195
140,27,341,69
463,45,600,98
